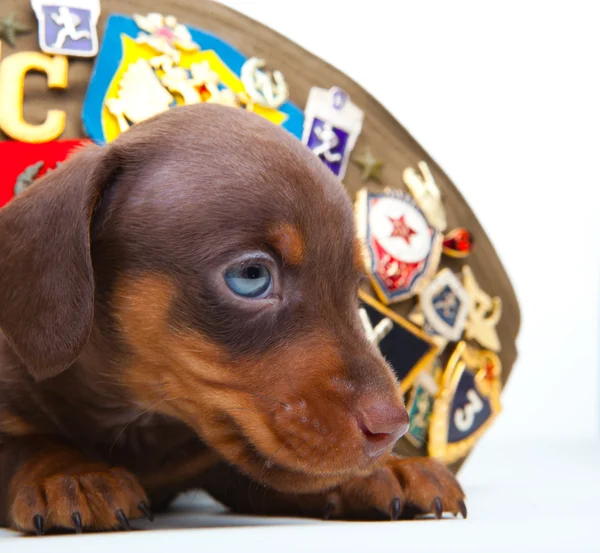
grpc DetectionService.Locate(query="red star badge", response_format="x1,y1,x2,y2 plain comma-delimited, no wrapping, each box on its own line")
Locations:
388,215,417,244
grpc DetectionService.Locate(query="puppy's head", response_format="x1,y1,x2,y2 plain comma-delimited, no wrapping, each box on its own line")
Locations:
0,105,409,492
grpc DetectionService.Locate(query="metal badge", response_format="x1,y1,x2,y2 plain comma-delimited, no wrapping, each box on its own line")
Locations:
355,188,443,305
241,57,289,109
0,46,68,143
82,14,305,144
462,266,502,352
408,303,449,352
302,86,364,179
14,161,44,195
358,290,439,393
403,160,447,232
405,364,441,448
353,148,383,183
428,341,502,464
133,13,200,62
0,13,32,48
419,268,470,343
443,227,474,258
31,0,100,58
0,140,91,207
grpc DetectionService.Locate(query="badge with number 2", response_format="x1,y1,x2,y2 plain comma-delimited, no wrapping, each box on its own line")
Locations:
302,86,364,180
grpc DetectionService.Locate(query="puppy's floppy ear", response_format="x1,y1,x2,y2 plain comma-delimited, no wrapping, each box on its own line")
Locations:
0,143,115,381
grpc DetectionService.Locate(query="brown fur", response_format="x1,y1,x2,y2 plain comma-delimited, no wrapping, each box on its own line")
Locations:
0,104,464,534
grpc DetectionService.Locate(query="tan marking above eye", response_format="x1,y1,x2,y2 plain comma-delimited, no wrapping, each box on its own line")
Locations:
268,223,304,266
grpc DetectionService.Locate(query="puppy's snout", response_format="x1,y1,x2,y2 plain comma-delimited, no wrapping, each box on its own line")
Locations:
355,398,410,458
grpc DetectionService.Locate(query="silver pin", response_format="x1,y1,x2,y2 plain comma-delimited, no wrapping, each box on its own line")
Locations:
241,57,289,109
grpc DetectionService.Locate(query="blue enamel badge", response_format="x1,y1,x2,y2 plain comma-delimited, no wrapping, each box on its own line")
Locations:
358,290,438,393
81,13,304,145
31,0,100,57
419,268,469,343
428,341,502,464
302,87,363,179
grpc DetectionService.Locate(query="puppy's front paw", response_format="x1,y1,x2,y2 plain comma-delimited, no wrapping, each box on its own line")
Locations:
325,456,466,521
10,466,151,535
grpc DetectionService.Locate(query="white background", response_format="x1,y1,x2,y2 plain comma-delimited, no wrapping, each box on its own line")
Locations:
219,0,600,444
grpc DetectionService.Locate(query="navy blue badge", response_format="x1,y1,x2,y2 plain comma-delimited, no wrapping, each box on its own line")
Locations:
419,268,469,343
358,290,439,393
428,341,502,464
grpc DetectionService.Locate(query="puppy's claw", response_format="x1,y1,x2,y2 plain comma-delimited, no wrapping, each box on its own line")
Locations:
323,502,335,520
390,497,401,521
116,509,130,531
72,512,83,534
33,515,44,536
138,502,154,522
433,497,443,519
458,499,467,519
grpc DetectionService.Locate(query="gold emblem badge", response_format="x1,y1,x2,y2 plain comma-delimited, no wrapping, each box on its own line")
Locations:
428,341,502,464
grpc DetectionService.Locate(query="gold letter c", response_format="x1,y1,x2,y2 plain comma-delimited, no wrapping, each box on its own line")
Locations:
0,44,68,143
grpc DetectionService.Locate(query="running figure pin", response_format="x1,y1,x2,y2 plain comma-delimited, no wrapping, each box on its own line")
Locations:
302,86,364,180
31,0,100,58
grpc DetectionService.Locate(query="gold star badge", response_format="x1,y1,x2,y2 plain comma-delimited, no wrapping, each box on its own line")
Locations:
0,13,31,48
353,148,383,183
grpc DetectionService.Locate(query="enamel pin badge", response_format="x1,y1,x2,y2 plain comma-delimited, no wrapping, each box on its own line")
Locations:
358,290,438,393
0,140,91,207
355,188,443,304
443,227,474,258
82,13,304,144
428,341,502,464
31,0,100,58
302,86,363,179
419,268,469,343
405,364,441,448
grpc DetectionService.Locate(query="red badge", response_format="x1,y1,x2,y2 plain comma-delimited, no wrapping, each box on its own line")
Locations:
0,140,91,208
355,188,443,304
442,227,474,258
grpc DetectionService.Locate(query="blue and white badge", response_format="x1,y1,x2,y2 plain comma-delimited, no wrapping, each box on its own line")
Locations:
302,86,363,179
419,268,469,342
31,0,100,58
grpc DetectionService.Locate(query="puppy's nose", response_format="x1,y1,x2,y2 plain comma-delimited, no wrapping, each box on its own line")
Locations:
355,398,410,458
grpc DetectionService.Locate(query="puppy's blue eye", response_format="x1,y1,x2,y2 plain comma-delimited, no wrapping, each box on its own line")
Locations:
224,264,272,298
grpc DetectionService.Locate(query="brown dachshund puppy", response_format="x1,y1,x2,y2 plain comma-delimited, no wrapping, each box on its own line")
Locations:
0,104,465,535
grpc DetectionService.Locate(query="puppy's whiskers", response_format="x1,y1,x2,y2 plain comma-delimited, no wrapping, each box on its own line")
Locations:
108,396,175,455
244,390,289,409
226,407,271,416
261,433,293,481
